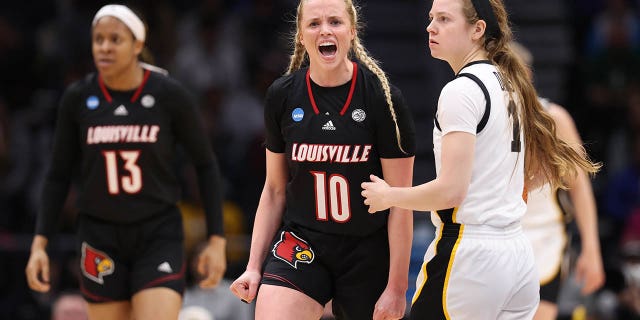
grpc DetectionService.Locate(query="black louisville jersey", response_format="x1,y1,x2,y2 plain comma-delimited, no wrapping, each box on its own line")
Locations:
38,69,214,232
265,61,415,236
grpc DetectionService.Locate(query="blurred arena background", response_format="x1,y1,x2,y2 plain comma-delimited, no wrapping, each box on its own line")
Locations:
0,0,639,319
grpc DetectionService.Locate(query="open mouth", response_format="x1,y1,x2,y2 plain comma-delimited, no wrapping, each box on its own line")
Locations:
319,42,337,57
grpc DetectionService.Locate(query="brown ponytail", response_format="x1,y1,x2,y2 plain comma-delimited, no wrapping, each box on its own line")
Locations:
463,0,600,189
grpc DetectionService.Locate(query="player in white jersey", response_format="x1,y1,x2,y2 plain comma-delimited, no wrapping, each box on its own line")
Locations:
361,0,601,319
511,42,605,320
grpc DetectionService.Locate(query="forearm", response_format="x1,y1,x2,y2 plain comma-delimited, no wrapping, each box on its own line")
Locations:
246,188,286,272
569,172,601,255
195,160,225,237
386,207,412,292
388,178,464,212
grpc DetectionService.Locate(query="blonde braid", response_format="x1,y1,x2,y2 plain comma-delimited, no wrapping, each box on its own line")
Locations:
286,38,307,75
352,38,406,153
286,2,308,75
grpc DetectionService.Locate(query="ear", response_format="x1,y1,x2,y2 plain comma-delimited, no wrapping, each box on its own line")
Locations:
299,34,304,46
133,40,144,56
471,20,486,41
350,26,356,41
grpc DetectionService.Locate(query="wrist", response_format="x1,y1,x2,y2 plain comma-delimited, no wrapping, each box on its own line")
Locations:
207,235,226,247
31,235,48,252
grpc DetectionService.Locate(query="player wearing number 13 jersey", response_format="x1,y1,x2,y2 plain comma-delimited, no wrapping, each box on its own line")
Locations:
25,5,225,320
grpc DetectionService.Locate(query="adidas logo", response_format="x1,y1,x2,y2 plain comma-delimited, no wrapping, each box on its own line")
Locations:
322,120,336,131
157,262,173,273
114,105,128,116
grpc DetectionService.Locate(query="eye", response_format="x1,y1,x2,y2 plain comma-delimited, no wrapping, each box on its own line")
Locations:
309,21,319,27
439,16,449,22
330,18,342,26
111,35,122,44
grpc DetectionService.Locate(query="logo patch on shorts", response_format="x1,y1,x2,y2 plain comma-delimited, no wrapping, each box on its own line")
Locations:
272,231,315,269
81,242,115,284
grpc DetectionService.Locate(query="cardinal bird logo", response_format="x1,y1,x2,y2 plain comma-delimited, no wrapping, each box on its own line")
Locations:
272,231,315,269
81,242,115,284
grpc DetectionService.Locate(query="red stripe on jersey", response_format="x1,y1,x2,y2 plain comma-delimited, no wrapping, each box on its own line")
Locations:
130,70,151,103
98,69,152,104
306,61,358,115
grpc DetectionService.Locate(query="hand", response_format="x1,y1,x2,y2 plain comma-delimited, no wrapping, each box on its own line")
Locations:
574,250,605,295
361,174,392,213
197,236,227,288
373,286,407,320
229,270,262,303
25,248,51,292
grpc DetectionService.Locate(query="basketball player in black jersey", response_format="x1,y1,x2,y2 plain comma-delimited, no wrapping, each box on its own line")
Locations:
24,5,226,320
229,0,416,319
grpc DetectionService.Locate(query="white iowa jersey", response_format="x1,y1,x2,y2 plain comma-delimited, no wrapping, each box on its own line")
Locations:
432,61,526,227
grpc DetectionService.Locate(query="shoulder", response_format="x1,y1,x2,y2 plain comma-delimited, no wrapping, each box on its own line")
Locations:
266,71,299,100
545,102,574,125
544,101,580,140
65,73,96,95
148,71,188,95
441,76,483,100
59,73,97,108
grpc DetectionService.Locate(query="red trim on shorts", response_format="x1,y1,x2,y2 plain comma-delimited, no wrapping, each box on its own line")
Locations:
140,262,186,290
80,282,116,302
262,272,303,292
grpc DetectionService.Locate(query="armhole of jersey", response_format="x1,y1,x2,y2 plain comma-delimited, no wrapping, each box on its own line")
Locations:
457,73,490,134
433,73,490,134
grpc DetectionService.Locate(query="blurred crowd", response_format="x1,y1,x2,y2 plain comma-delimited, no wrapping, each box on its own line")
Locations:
0,0,639,319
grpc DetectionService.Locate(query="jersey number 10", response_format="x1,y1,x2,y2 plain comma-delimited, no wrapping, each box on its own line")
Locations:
311,171,351,223
102,150,142,194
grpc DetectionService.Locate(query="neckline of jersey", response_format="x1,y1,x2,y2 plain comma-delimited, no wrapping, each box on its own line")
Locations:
98,69,151,104
456,60,493,75
305,61,358,116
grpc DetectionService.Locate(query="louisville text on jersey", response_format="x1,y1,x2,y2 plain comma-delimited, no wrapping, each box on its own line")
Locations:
291,143,372,163
87,125,160,144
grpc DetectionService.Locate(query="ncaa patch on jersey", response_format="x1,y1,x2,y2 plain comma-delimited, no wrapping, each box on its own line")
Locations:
292,107,304,122
86,96,99,110
352,108,366,122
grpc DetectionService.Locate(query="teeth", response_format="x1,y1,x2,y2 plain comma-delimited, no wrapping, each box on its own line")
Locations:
319,42,334,47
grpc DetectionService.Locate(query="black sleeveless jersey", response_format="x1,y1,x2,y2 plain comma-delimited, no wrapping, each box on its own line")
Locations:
36,70,222,237
264,62,416,236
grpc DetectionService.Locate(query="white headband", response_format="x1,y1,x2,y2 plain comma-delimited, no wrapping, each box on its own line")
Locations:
92,4,145,42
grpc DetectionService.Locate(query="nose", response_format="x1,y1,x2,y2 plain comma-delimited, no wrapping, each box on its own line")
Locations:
97,40,113,52
320,22,332,36
426,20,435,34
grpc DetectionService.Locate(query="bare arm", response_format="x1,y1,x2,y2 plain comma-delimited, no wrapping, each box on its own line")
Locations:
548,104,604,294
363,132,475,213
373,157,414,319
230,150,288,302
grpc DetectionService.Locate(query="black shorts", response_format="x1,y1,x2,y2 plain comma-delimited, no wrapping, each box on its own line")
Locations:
540,267,562,303
260,224,390,320
77,207,186,303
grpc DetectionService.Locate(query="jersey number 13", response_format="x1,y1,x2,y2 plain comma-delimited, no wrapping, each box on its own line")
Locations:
102,150,142,194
